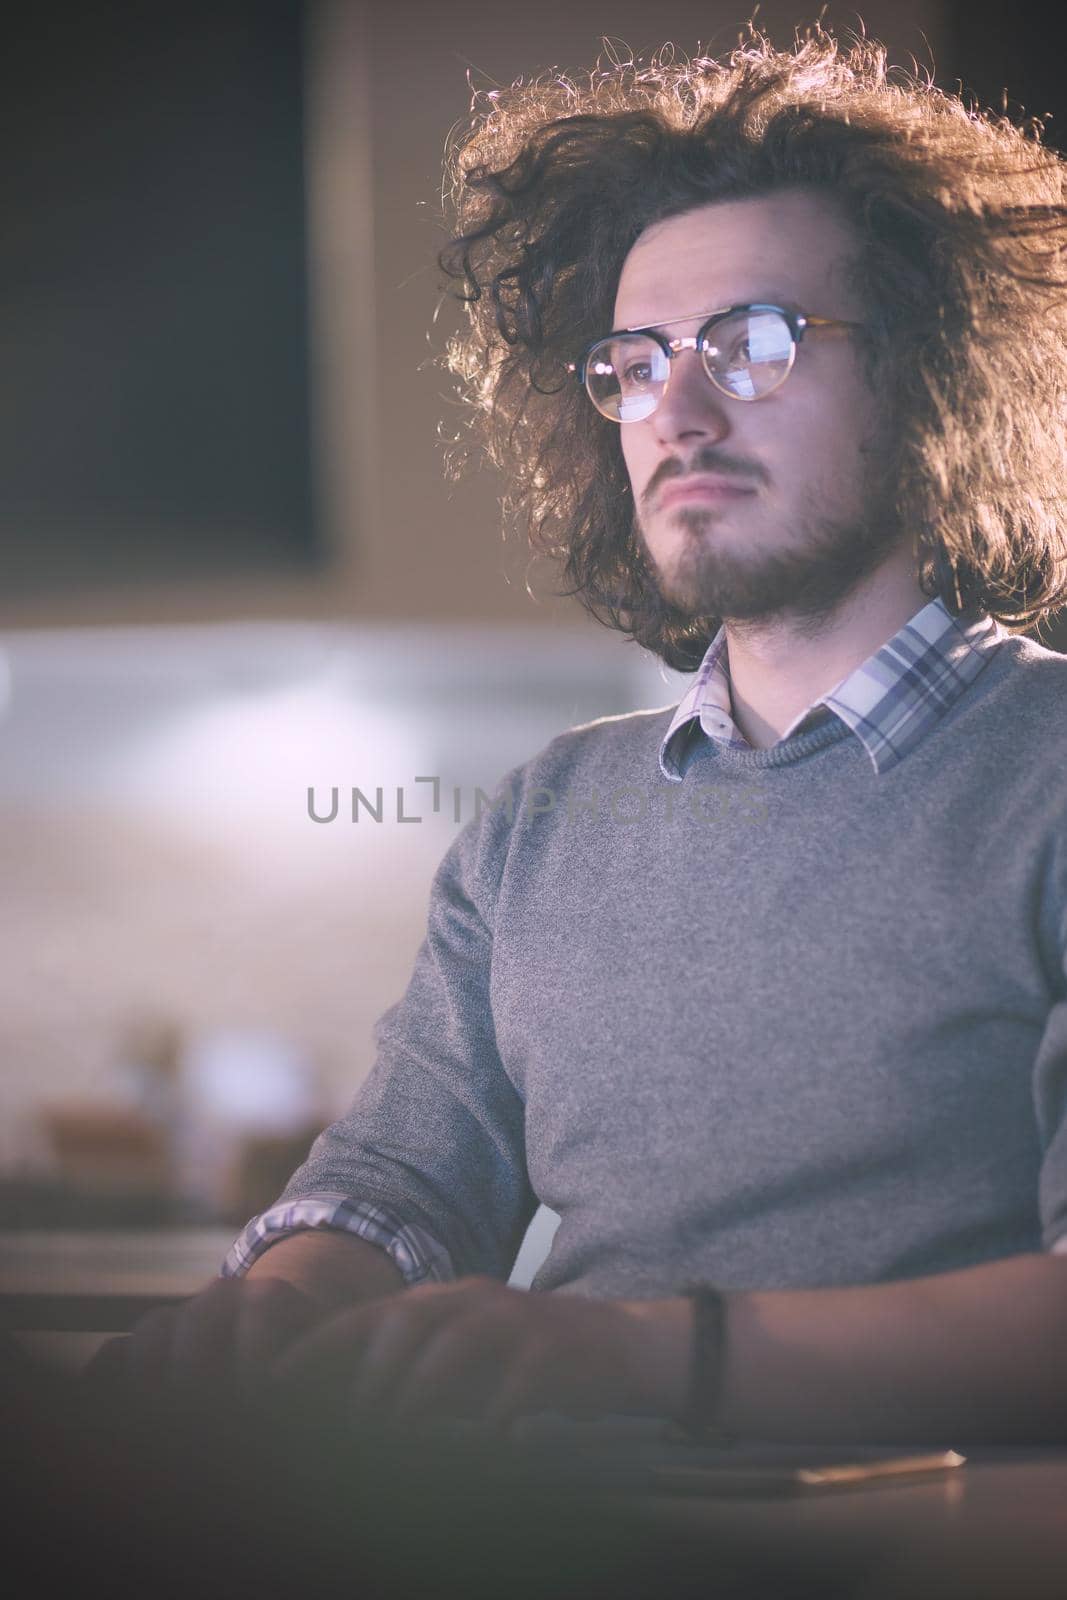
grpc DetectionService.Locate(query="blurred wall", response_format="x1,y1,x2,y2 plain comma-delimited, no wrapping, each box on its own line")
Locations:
0,618,690,1218
3,0,949,630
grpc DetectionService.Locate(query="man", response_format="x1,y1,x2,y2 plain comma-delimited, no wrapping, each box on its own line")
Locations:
104,31,1067,1442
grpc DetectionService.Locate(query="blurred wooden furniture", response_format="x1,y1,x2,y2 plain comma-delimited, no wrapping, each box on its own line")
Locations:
0,1227,233,1366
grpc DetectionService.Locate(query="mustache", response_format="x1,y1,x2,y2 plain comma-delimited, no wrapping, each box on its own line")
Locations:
644,450,769,507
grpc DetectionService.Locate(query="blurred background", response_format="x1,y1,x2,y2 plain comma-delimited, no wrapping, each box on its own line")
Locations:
1,0,1063,1247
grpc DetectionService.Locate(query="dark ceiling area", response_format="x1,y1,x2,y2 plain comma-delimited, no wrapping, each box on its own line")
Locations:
944,2,1067,152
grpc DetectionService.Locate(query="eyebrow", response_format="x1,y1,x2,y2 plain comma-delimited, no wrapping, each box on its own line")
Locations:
615,298,803,335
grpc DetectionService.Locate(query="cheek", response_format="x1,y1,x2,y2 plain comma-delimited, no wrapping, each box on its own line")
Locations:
618,431,644,494
620,418,666,484
777,383,879,486
830,361,881,447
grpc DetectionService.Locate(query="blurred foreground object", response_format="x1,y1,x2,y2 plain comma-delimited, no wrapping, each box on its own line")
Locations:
2,1322,855,1600
8,1320,1067,1600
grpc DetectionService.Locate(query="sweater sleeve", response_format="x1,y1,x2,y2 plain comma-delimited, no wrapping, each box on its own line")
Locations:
264,782,537,1282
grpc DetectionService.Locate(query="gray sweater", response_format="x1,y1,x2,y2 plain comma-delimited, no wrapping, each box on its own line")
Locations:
278,631,1067,1299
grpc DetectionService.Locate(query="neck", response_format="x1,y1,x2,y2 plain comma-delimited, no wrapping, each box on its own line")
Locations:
723,554,930,751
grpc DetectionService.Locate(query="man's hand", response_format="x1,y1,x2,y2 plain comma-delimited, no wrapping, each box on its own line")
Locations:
268,1276,691,1432
81,1231,407,1410
83,1276,325,1408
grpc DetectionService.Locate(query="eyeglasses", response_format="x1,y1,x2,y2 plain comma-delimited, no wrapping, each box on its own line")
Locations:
566,303,864,422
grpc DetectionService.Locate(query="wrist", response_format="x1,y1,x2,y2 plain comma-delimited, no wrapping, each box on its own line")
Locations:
619,1295,693,1418
245,1229,405,1311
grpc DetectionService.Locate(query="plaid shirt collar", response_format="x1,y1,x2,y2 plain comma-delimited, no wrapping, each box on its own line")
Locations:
659,595,1008,781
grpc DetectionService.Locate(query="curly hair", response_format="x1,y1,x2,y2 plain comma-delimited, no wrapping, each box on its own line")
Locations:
435,26,1067,670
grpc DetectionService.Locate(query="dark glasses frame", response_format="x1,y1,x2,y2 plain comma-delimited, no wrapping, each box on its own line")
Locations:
565,303,864,417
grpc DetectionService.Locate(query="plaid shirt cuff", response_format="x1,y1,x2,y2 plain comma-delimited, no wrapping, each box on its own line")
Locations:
220,1193,457,1288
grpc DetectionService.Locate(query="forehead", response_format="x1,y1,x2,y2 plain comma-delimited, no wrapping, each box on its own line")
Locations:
612,189,862,327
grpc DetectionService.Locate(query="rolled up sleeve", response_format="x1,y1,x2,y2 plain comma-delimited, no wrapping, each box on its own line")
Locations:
232,784,537,1284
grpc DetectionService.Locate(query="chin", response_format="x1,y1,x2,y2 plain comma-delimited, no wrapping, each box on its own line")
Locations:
654,563,719,618
639,513,766,615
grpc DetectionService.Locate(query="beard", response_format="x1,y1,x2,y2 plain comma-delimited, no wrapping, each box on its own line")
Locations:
636,480,908,645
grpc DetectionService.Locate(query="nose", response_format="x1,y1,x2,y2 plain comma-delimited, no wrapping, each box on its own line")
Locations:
650,347,733,448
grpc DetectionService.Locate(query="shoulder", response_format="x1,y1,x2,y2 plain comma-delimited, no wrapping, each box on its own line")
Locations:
517,703,680,792
434,702,681,906
958,633,1067,852
995,631,1067,679
980,634,1067,741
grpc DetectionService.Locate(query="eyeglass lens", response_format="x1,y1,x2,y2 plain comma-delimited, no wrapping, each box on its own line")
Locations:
584,308,796,420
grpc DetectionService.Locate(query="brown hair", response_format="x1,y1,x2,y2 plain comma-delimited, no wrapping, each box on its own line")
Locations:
435,27,1067,669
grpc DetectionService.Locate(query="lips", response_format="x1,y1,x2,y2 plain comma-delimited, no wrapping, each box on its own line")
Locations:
657,477,758,509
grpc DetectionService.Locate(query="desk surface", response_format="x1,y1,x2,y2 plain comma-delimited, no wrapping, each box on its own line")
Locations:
648,1449,1067,1599
507,1418,1067,1598
3,1233,1066,1597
